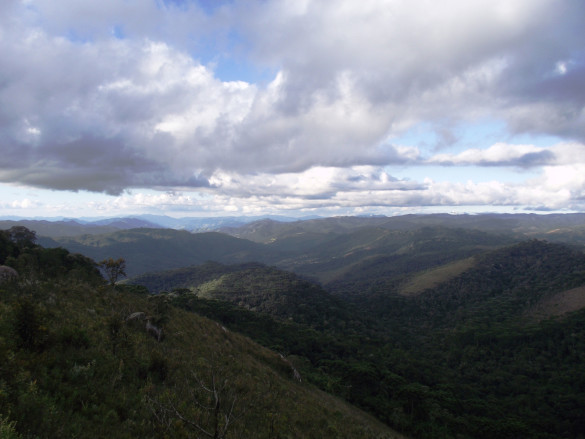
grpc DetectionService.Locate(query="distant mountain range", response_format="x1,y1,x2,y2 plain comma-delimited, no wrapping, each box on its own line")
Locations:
3,212,583,281
0,214,320,236
4,211,585,239
220,212,585,241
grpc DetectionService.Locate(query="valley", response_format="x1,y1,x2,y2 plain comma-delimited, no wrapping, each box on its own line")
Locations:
2,213,585,438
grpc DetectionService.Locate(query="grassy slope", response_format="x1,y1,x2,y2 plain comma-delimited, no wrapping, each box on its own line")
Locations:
524,285,585,321
424,240,585,324
318,227,511,297
0,279,402,439
398,257,476,296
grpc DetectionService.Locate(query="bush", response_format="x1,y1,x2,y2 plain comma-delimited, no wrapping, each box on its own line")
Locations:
0,414,22,439
58,327,91,349
12,299,47,351
148,351,168,382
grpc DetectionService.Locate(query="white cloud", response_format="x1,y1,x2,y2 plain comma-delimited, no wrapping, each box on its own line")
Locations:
8,198,40,210
427,142,585,167
428,143,550,167
552,143,585,165
540,164,585,193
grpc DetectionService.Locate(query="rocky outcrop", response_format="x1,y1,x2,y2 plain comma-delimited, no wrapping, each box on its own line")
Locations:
0,266,18,283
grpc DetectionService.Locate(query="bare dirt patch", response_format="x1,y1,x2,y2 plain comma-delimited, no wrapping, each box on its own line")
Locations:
527,286,585,321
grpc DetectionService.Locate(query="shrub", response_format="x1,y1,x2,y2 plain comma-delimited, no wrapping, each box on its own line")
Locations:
148,351,168,382
0,414,22,439
12,299,47,351
58,327,91,349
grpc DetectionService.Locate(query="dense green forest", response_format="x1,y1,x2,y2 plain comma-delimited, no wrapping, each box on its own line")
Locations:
131,239,585,439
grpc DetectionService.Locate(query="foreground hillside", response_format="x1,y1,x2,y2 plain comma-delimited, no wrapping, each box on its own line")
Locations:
0,228,402,438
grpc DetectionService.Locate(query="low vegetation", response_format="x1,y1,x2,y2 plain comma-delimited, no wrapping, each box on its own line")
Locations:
397,257,476,296
0,227,403,438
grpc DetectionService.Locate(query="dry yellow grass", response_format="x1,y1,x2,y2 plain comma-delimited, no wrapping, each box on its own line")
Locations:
526,285,585,322
399,257,476,296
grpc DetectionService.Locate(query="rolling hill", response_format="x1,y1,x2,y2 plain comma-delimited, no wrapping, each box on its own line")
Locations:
39,228,284,278
128,237,585,439
41,223,515,292
222,213,585,244
285,226,512,294
130,262,367,334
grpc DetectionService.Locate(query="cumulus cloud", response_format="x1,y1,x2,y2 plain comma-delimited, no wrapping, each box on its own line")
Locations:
236,0,585,135
0,0,584,213
427,142,585,168
2,198,42,211
0,14,416,193
427,143,555,167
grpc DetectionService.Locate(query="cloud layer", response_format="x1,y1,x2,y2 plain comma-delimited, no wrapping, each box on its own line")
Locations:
1,0,584,214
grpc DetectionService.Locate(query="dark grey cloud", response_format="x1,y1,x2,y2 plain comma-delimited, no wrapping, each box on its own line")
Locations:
0,135,210,194
513,150,557,168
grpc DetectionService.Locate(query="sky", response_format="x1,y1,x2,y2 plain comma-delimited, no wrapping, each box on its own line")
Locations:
0,0,584,219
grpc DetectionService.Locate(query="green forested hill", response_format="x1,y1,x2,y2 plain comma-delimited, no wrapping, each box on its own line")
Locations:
39,228,284,277
130,262,368,334
362,240,585,438
131,238,585,439
0,228,402,439
40,223,513,291
366,240,585,325
290,226,512,292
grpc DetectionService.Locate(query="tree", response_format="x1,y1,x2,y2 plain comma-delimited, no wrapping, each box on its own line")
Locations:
99,257,127,287
13,298,47,351
146,356,253,439
0,414,22,439
8,226,37,248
